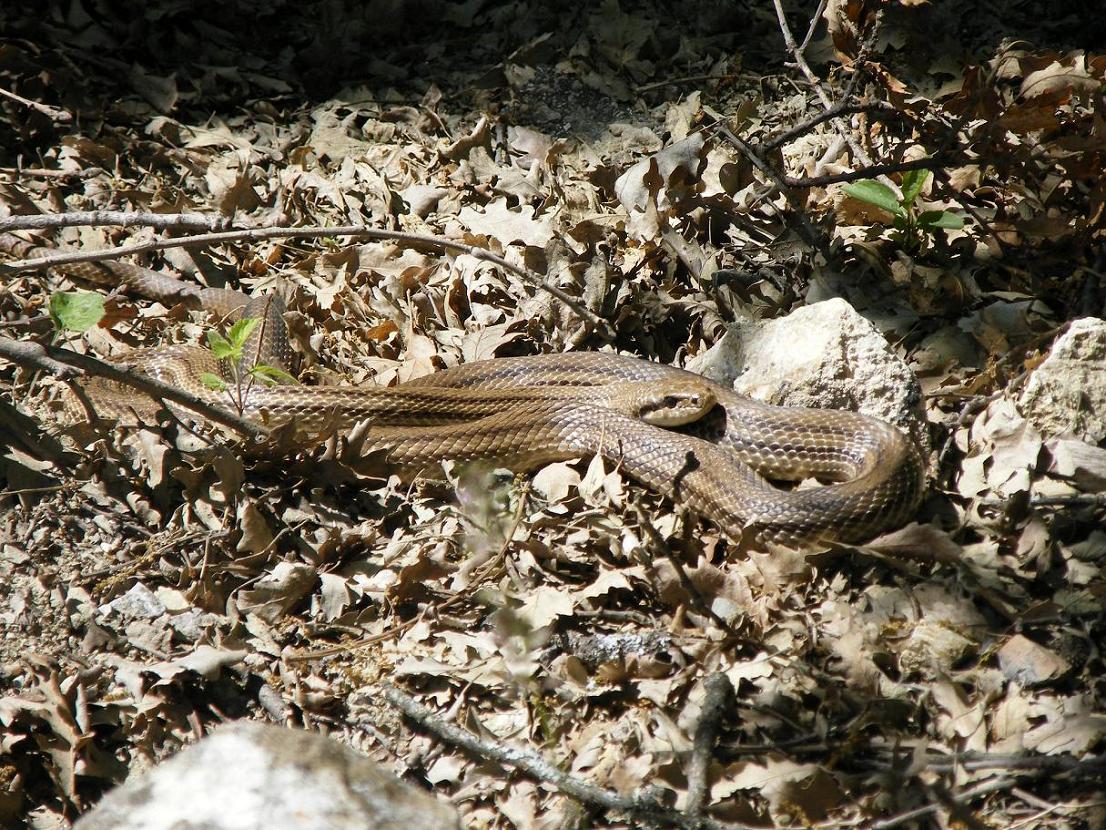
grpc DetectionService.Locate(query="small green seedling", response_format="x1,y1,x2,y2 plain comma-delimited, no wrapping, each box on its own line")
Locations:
49,291,105,334
202,317,296,400
843,169,963,251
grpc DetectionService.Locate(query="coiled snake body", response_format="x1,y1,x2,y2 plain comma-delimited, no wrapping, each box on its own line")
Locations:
4,235,926,547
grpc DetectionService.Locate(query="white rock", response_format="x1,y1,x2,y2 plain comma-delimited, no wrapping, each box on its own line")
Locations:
687,298,925,444
74,721,457,830
1018,317,1106,443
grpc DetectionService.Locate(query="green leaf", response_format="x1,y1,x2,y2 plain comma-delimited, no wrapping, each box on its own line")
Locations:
918,210,965,230
49,291,105,333
200,372,227,391
206,329,237,360
899,169,930,209
842,180,903,215
249,363,298,385
227,317,260,349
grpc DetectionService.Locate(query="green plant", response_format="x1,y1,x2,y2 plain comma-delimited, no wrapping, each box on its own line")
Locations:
49,291,105,334
843,169,963,251
202,317,296,409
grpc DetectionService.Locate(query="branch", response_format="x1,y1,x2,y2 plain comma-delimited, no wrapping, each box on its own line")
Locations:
772,0,891,187
0,86,71,123
760,101,901,153
710,122,828,258
783,155,964,189
0,167,99,181
0,212,232,233
0,223,615,340
0,335,266,440
868,776,1015,830
384,684,759,830
796,0,830,54
685,674,735,816
637,74,741,93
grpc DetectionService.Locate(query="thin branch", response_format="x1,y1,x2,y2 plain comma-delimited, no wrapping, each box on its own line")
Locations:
774,0,832,105
0,335,266,440
633,505,745,641
385,684,759,830
0,86,72,122
0,212,232,233
1029,493,1106,507
867,776,1016,830
637,74,741,93
710,122,828,258
783,155,962,189
773,0,890,187
0,167,99,180
288,483,530,662
797,0,830,54
0,223,614,340
760,101,901,153
685,673,735,816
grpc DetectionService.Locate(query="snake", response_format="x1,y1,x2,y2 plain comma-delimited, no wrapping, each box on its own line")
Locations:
1,233,926,547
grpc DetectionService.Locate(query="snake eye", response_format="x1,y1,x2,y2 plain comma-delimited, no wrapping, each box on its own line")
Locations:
663,394,679,408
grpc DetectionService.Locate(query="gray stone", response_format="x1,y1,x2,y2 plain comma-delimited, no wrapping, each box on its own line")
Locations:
74,721,458,830
1018,317,1106,443
687,298,926,446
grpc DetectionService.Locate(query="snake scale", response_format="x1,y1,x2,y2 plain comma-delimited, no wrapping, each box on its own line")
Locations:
2,233,925,547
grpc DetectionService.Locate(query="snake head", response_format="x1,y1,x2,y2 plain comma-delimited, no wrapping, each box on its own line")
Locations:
634,380,716,427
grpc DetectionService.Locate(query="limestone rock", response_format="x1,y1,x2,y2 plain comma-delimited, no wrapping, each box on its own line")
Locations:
1017,317,1106,444
74,721,457,830
687,298,926,445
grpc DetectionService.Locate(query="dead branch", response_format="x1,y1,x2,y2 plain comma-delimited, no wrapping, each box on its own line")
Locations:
632,505,748,643
772,0,885,182
0,223,615,340
710,122,828,259
0,86,71,122
685,673,735,817
0,166,99,180
637,73,741,93
796,0,830,54
868,776,1016,830
760,100,901,154
0,211,232,233
0,335,266,440
782,155,962,189
384,684,760,830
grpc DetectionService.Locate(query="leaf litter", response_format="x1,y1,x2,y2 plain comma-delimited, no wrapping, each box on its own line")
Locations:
0,1,1104,828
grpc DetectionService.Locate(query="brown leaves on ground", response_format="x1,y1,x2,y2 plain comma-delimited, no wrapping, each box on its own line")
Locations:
0,1,1104,828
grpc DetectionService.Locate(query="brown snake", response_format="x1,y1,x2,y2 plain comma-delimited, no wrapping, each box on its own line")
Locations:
2,234,925,547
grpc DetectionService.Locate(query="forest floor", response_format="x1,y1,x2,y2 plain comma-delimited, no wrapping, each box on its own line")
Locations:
1,1,1104,828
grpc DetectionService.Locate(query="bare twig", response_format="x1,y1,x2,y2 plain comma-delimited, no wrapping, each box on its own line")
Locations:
710,122,828,258
0,223,614,340
1028,493,1106,507
773,0,883,179
797,0,830,54
685,673,735,816
0,86,72,122
287,482,531,662
637,74,741,93
384,684,759,830
760,100,900,153
782,155,961,189
867,776,1016,830
0,166,99,180
0,335,265,440
632,505,746,641
0,211,232,233
774,0,832,104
